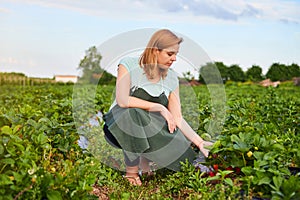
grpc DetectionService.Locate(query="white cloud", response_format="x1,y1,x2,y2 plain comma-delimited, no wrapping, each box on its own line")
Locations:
149,0,300,23
8,0,154,19
249,0,300,23
0,56,19,65
0,56,36,67
0,6,11,13
5,0,299,23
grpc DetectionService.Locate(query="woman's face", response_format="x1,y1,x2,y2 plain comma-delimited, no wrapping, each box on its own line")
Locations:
156,44,179,69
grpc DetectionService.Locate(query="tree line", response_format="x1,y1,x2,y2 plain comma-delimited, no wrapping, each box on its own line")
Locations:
0,72,56,86
1,46,299,85
198,62,300,83
65,46,300,85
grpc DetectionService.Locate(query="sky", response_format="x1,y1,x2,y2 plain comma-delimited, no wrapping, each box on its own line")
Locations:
0,0,299,78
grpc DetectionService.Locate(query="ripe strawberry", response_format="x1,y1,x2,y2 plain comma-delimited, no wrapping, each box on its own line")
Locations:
235,167,241,174
209,171,215,177
213,164,218,171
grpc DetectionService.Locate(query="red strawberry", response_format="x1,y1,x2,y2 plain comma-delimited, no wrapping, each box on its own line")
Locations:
213,164,218,171
235,167,241,174
226,166,233,171
209,171,215,177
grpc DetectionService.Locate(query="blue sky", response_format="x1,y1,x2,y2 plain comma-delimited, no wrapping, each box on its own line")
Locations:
0,0,299,78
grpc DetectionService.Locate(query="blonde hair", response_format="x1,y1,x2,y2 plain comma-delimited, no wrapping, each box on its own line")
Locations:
139,29,183,79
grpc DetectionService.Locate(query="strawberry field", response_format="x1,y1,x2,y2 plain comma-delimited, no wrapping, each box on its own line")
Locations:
0,83,300,199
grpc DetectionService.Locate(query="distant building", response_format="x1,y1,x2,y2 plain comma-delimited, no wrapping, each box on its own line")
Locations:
54,75,79,83
259,79,280,87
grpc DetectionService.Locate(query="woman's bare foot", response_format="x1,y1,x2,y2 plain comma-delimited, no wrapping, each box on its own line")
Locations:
123,174,142,186
124,166,142,186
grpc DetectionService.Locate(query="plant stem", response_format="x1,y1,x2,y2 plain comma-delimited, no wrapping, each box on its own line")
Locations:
242,153,246,166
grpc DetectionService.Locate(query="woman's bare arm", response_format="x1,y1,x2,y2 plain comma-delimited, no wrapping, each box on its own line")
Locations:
115,64,177,133
168,87,213,157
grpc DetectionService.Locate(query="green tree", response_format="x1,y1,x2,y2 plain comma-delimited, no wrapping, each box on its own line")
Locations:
199,62,223,84
266,63,288,81
98,70,116,85
199,62,229,83
287,63,300,78
228,64,245,82
78,46,104,84
215,62,229,83
245,65,264,82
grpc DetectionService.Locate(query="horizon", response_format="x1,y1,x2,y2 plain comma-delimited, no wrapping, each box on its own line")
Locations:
1,61,298,80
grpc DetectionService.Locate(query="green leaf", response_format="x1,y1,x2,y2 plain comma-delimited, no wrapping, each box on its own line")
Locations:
281,176,300,197
220,170,234,176
258,176,271,185
0,144,4,155
224,178,233,187
233,142,249,152
26,119,37,127
0,174,13,185
46,190,62,200
273,176,283,191
1,126,12,134
263,152,277,160
238,132,247,141
255,160,268,167
207,175,220,181
121,192,131,200
14,142,25,151
212,140,221,148
12,125,22,134
9,134,22,142
271,191,284,199
252,134,260,145
37,133,48,144
230,134,240,143
12,172,24,183
253,151,264,160
272,143,285,151
241,166,253,175
38,117,51,124
6,146,17,156
259,137,268,148
1,158,15,165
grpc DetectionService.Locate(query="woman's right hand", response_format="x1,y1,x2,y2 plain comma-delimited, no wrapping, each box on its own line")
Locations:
159,106,176,133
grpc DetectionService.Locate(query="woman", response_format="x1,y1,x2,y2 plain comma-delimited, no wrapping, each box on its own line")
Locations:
103,29,212,186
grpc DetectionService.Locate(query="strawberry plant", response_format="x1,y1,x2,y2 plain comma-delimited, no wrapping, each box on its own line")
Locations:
206,85,300,199
0,85,110,199
0,83,299,199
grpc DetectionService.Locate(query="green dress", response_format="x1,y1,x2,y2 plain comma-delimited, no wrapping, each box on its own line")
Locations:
103,87,197,171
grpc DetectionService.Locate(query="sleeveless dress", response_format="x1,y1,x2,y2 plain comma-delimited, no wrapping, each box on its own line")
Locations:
103,57,197,171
